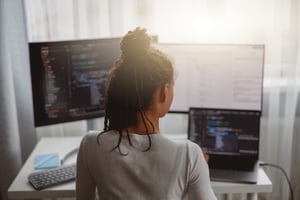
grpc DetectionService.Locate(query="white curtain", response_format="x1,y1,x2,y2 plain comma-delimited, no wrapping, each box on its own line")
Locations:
24,0,300,200
0,0,37,199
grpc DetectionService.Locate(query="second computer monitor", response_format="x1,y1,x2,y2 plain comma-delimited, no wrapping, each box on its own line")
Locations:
156,43,265,112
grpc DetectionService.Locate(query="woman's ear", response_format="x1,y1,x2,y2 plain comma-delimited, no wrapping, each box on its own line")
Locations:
159,83,171,103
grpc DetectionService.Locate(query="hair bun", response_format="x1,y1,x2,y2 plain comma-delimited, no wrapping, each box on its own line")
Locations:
120,27,151,60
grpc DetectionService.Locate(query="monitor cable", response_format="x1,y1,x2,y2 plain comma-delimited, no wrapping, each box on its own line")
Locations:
259,162,294,200
60,147,79,165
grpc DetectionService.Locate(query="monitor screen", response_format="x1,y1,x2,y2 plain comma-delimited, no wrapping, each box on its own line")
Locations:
29,38,121,126
156,44,265,112
188,108,260,158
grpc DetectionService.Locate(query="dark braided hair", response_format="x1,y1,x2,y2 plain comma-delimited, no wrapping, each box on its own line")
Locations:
97,27,173,154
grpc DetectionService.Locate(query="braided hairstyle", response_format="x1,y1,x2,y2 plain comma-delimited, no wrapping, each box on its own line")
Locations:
98,27,173,153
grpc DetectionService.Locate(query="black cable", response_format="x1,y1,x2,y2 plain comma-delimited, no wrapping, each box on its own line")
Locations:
260,162,294,200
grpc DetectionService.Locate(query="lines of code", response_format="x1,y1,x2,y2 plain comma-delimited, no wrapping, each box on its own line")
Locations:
189,109,260,156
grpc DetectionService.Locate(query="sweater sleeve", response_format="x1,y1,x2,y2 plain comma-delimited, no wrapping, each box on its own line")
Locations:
187,142,217,200
76,134,96,200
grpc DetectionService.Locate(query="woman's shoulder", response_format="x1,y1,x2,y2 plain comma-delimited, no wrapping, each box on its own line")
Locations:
81,130,116,144
170,138,203,159
158,135,201,152
162,135,199,147
82,130,99,140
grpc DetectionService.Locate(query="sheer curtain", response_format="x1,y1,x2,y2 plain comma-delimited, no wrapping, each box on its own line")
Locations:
0,0,37,199
24,0,300,200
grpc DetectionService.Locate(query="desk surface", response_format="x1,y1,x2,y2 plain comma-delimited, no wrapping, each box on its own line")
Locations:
8,134,272,199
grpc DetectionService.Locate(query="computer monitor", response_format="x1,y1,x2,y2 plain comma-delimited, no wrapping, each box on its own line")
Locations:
156,44,265,112
29,37,121,126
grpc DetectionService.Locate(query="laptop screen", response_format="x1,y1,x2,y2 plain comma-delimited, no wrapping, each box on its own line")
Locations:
188,108,261,158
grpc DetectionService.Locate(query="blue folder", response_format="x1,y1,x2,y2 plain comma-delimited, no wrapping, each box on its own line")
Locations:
34,153,60,169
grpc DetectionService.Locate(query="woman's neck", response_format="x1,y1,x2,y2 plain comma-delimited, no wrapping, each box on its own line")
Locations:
126,111,160,135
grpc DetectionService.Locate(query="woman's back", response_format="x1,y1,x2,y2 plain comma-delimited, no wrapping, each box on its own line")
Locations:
76,131,216,200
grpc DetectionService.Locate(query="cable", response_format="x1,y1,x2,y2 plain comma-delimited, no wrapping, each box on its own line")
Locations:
259,162,294,200
60,147,79,165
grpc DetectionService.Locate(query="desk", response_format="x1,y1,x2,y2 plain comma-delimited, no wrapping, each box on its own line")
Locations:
8,135,272,200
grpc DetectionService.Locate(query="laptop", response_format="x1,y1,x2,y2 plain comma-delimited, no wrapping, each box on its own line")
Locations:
188,107,261,184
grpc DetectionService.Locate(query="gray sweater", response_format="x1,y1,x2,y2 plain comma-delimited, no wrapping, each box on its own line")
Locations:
76,131,216,200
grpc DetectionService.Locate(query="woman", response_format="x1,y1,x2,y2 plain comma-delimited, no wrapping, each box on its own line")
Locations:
76,27,217,200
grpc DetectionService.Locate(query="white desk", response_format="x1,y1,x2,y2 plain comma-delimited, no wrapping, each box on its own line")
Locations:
8,135,272,200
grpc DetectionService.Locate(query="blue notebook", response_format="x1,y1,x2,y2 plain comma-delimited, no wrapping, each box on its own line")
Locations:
34,153,60,169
